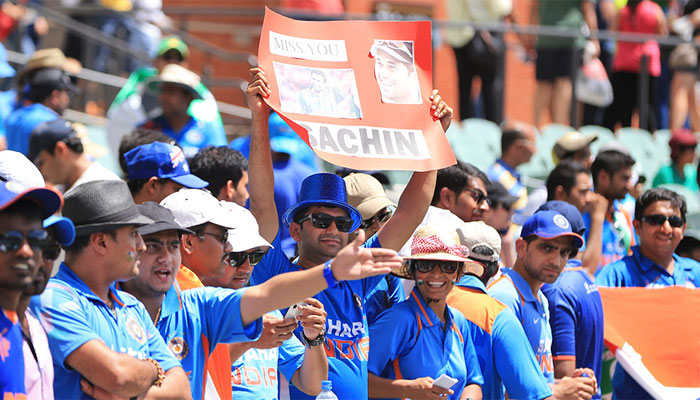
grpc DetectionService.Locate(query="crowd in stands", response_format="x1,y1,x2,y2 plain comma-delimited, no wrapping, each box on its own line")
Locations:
2,3,700,400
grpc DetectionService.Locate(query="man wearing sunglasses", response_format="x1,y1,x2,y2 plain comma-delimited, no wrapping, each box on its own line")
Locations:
247,67,448,399
430,161,491,225
0,180,62,399
488,211,598,399
596,188,700,399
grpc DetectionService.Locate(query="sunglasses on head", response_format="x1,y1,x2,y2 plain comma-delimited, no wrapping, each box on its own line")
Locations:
0,230,49,253
410,259,462,275
641,214,684,228
360,208,394,231
296,213,354,232
226,250,268,267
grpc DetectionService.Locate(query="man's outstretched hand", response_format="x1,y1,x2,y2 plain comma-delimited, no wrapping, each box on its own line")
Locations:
330,229,402,281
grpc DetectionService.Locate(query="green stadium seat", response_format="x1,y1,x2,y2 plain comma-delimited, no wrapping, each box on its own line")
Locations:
580,125,616,155
447,119,500,172
616,127,661,181
658,183,700,214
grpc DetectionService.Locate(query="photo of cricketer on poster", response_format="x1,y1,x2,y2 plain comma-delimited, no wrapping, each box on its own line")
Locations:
257,8,456,171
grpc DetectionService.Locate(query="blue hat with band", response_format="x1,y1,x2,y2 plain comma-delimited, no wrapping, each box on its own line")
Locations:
0,181,62,219
43,215,75,246
282,173,362,231
521,210,584,248
537,201,586,240
124,142,209,189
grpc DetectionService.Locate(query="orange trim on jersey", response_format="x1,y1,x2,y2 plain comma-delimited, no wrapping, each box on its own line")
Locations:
2,309,17,323
416,312,423,333
447,287,509,335
110,291,125,307
411,291,433,327
451,321,464,343
564,267,584,272
552,355,576,361
207,344,233,400
176,265,204,290
486,274,509,290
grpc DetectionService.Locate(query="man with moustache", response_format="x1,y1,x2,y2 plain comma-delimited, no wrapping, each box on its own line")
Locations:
29,180,191,399
0,180,62,398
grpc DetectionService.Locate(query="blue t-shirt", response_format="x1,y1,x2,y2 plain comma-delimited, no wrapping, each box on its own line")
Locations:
29,264,180,399
250,232,385,400
488,268,555,383
231,310,305,400
155,281,263,399
365,274,406,325
140,114,226,158
595,247,700,400
5,102,58,155
541,260,604,399
449,275,553,400
488,159,528,213
583,201,635,274
0,309,26,398
369,288,484,400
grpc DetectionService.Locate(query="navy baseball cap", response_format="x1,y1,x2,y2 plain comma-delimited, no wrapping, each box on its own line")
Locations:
124,142,209,189
521,210,584,248
537,201,586,238
0,181,62,219
43,215,75,246
28,118,77,162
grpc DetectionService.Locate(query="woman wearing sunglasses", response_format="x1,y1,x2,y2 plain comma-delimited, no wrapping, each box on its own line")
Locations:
368,227,483,400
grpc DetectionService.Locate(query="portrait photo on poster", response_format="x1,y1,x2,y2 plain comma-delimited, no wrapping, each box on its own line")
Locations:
273,62,363,119
370,40,422,104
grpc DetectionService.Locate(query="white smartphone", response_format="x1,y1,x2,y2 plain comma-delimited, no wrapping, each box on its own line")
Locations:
284,302,304,320
433,374,458,390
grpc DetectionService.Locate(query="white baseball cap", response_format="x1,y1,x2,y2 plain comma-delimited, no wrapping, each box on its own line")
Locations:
0,150,45,187
160,189,237,229
221,201,272,252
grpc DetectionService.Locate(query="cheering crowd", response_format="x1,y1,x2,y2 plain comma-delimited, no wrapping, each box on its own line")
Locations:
1,35,700,400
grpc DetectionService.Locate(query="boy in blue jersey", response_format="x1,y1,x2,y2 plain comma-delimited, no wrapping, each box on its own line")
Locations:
448,221,554,400
246,67,447,399
0,180,62,399
29,180,191,400
596,188,700,399
488,210,598,399
538,201,604,400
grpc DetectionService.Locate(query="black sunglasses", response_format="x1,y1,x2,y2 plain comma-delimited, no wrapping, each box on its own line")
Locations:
464,188,489,206
198,230,229,245
296,213,354,233
410,259,462,275
226,250,268,267
42,241,62,261
0,230,49,253
360,208,394,230
641,214,684,228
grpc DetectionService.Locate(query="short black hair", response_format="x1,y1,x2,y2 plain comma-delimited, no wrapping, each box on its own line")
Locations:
590,150,635,186
468,245,500,284
546,160,590,201
677,235,700,257
64,230,118,256
126,177,169,195
634,188,687,222
45,135,84,156
431,161,489,206
118,128,175,174
189,146,248,198
501,128,525,153
0,199,43,222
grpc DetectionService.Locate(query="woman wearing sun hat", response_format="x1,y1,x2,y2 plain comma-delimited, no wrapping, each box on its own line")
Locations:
368,226,484,400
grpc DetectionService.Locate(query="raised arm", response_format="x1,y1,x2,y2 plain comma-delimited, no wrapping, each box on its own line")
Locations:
247,67,279,242
377,89,450,250
239,230,401,325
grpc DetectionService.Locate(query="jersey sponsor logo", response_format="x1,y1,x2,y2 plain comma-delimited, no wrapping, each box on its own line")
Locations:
323,336,370,361
126,316,146,345
231,366,277,388
584,282,599,294
168,337,188,360
325,318,364,338
538,352,554,374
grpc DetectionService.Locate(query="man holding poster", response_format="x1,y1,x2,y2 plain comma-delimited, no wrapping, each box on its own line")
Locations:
246,65,451,399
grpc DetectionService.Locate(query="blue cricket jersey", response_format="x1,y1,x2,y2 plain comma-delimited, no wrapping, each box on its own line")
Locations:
596,247,700,399
582,201,635,274
155,281,263,399
5,102,58,156
231,310,305,400
140,114,226,158
29,264,180,399
488,268,555,383
448,274,553,400
368,288,483,400
0,309,26,399
250,232,385,400
542,260,604,399
365,273,406,325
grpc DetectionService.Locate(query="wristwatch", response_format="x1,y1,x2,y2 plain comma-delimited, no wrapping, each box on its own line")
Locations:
302,329,326,348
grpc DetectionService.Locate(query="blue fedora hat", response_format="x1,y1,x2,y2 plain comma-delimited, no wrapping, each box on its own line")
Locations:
282,173,362,231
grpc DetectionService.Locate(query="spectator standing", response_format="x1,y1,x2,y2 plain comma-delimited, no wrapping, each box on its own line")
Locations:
445,0,511,123
603,0,667,132
140,63,227,157
448,221,554,400
652,129,699,191
596,188,700,398
28,119,120,194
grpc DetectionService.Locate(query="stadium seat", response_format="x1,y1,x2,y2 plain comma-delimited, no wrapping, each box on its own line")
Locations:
658,183,700,214
652,129,671,166
518,123,574,180
447,119,500,171
616,127,661,181
580,125,616,155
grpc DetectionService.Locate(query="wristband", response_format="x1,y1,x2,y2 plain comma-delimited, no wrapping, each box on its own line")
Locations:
323,259,339,288
145,358,165,387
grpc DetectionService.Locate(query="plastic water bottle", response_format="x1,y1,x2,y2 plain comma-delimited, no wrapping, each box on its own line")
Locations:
315,380,338,399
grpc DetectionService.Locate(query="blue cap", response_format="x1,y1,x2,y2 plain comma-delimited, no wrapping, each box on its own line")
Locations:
43,215,75,246
0,181,62,219
521,210,584,248
0,43,15,79
282,173,362,231
537,201,586,237
28,118,77,162
124,142,209,189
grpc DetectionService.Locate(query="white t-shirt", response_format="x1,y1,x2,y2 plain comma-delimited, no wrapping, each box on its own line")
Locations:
64,161,121,195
